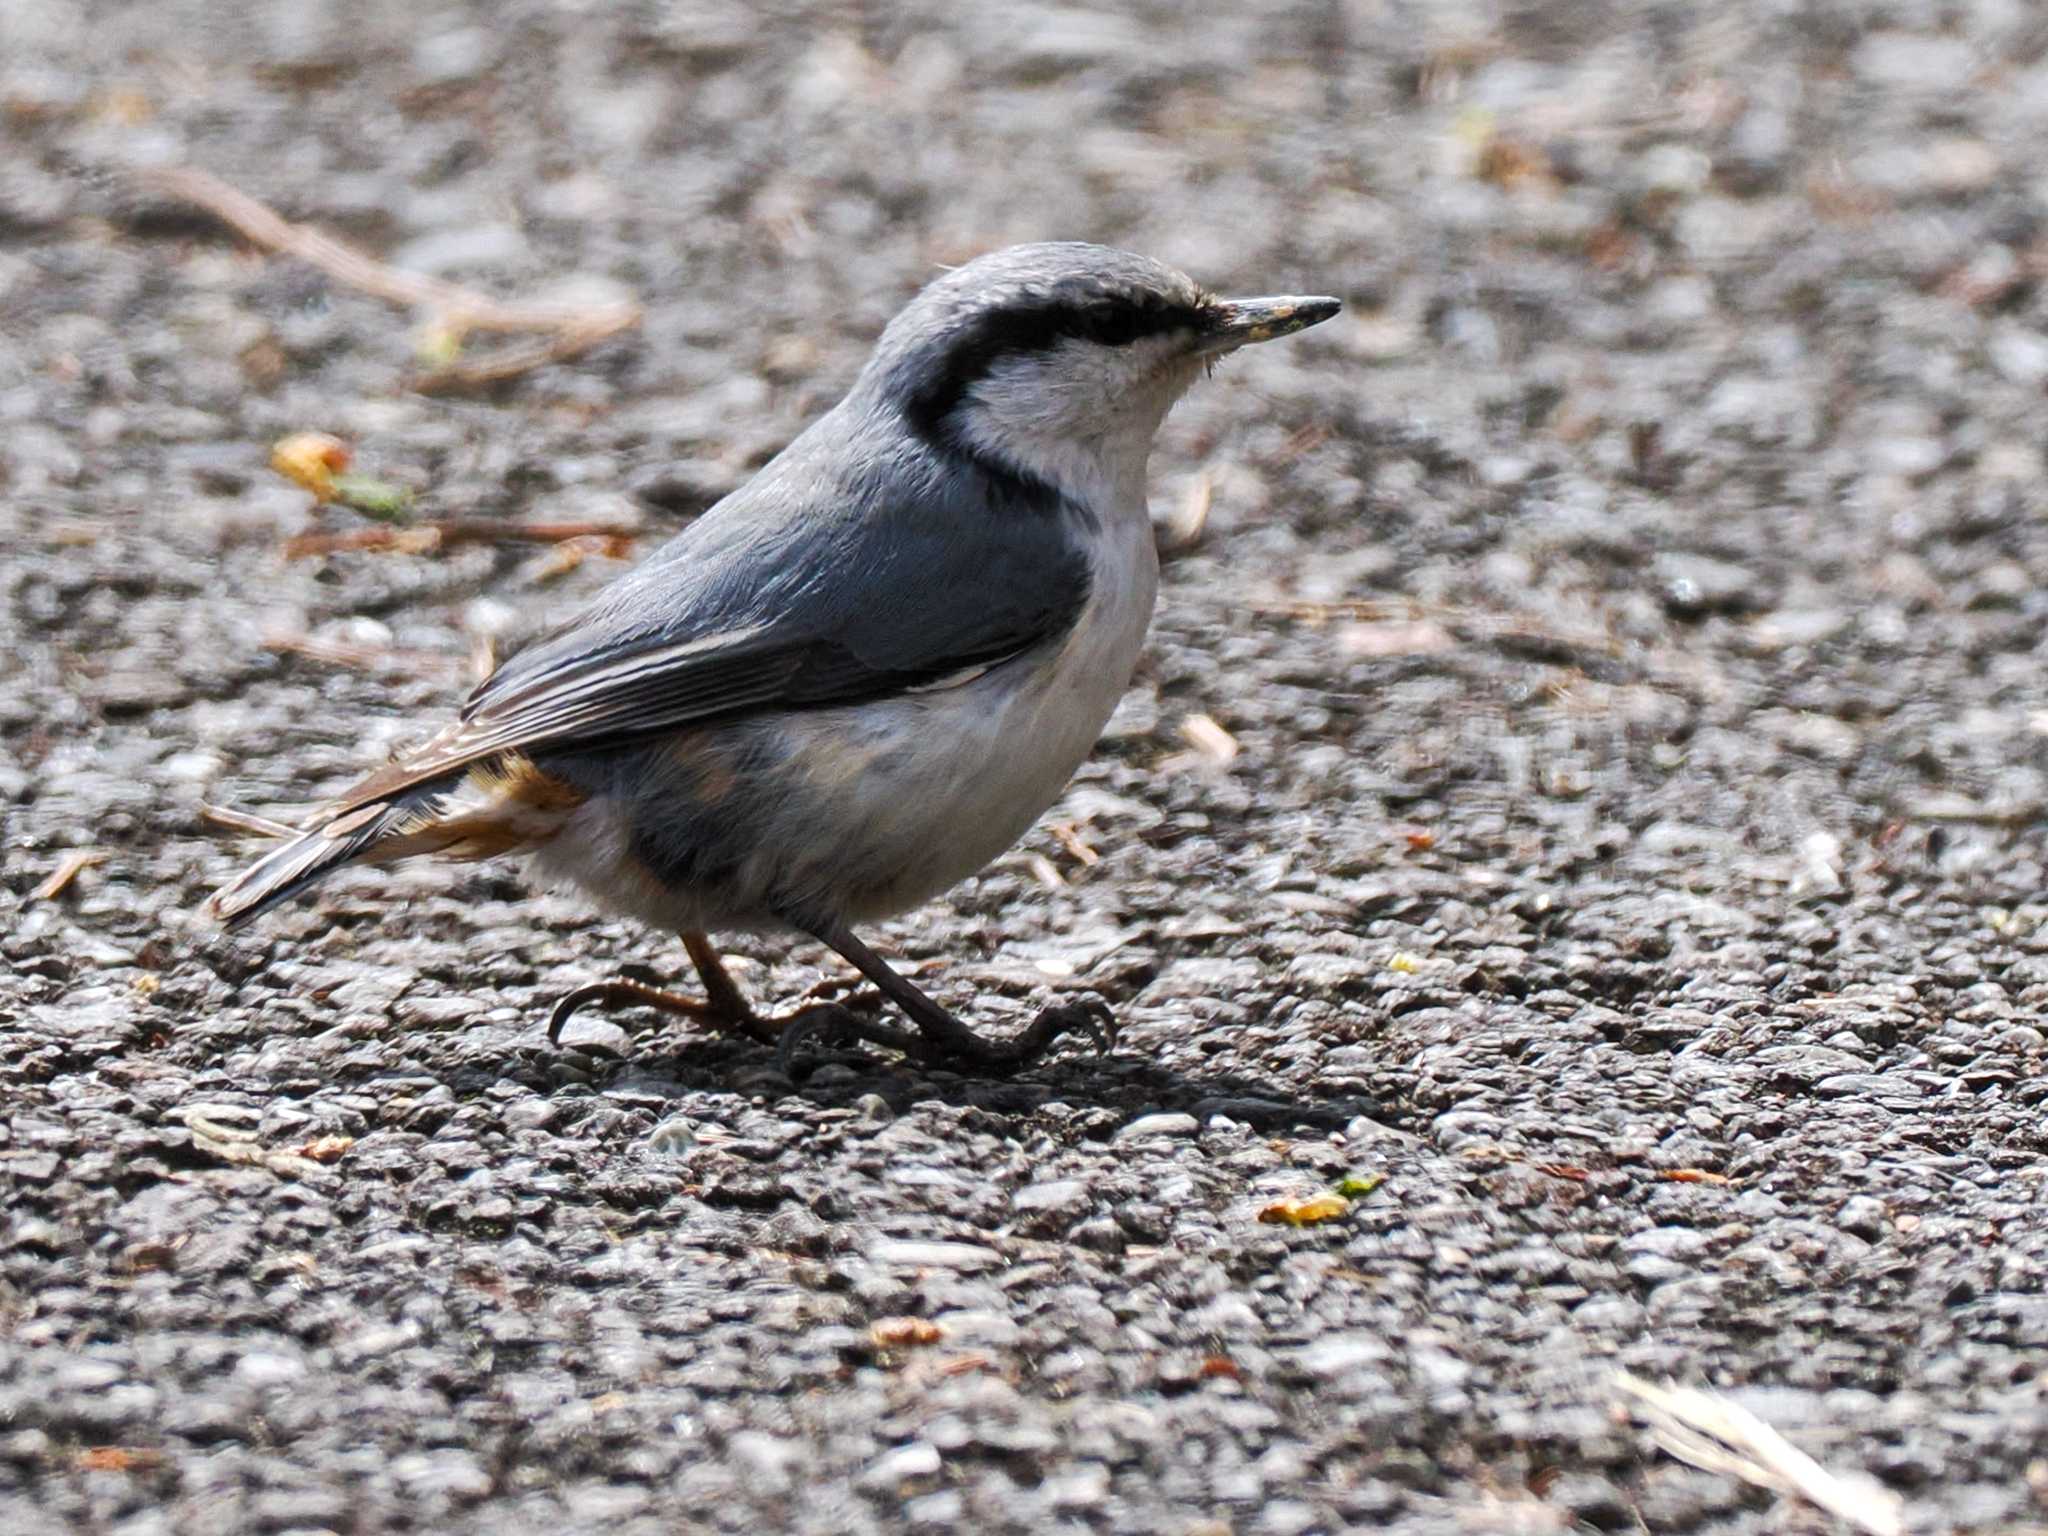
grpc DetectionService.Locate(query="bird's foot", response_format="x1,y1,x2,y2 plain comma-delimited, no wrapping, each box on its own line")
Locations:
549,969,906,1070
547,974,779,1048
548,964,1115,1080
773,996,1114,1077
909,995,1118,1075
979,995,1117,1070
781,920,1118,1078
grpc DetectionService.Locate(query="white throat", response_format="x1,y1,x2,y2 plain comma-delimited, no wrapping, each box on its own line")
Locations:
952,404,1156,512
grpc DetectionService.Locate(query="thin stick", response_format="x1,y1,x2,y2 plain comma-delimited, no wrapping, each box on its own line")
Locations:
132,165,641,384
1256,597,1625,661
413,319,637,393
180,1105,328,1179
261,630,467,678
200,805,296,839
1047,821,1101,867
31,850,106,901
281,519,641,561
133,165,638,331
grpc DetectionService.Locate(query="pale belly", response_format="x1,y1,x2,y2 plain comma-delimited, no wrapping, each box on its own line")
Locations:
769,518,1161,920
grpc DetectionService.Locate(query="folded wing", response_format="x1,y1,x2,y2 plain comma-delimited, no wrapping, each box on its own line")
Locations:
335,455,1095,813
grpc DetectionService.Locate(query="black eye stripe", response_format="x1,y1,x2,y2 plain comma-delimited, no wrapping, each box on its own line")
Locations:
994,295,1198,354
903,293,1204,438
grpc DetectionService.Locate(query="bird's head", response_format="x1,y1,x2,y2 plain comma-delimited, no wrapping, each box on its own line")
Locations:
865,243,1339,508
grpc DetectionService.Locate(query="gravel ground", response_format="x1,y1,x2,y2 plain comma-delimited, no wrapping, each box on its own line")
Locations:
7,1,2048,1532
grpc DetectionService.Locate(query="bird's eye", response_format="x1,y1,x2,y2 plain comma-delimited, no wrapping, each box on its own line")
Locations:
1078,304,1145,347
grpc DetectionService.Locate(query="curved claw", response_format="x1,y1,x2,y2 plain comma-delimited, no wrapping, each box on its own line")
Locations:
1000,995,1117,1065
905,995,1118,1075
1046,995,1118,1055
548,981,625,1046
545,978,744,1048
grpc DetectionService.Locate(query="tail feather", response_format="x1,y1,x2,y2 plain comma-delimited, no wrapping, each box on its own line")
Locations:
204,752,587,929
205,795,430,929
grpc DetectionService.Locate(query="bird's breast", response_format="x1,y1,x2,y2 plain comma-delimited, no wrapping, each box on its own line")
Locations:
1044,497,1161,732
773,497,1159,920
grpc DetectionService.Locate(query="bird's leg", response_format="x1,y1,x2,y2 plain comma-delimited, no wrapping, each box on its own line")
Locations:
548,932,908,1072
547,931,781,1047
793,919,1115,1073
681,931,753,1024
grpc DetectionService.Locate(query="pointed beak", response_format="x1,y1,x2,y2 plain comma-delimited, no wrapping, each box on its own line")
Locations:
1196,293,1342,354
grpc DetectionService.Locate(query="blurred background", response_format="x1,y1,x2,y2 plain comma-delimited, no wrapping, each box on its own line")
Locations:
7,2,2048,1533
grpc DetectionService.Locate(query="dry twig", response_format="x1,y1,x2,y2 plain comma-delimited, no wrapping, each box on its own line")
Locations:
413,324,637,393
1258,596,1624,662
180,1105,330,1179
262,629,466,678
1615,1373,1905,1536
1047,821,1101,867
199,804,295,839
521,532,637,584
133,165,641,388
281,519,640,561
1024,853,1066,890
31,849,106,902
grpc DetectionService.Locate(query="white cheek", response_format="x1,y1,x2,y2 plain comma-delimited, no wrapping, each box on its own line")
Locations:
978,344,1118,431
954,337,1196,505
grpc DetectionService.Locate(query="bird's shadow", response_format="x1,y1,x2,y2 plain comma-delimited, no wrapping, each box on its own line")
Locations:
464,1027,1388,1138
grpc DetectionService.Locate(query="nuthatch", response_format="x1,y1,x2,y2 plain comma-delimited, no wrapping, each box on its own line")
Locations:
210,243,1338,1072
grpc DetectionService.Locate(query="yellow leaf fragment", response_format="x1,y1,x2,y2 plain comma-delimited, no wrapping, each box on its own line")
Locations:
271,432,351,501
1258,1192,1351,1226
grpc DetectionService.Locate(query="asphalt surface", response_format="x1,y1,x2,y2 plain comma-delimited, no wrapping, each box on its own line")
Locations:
6,1,2048,1532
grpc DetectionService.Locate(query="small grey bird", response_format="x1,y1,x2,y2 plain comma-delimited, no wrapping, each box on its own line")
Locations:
209,243,1338,1072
